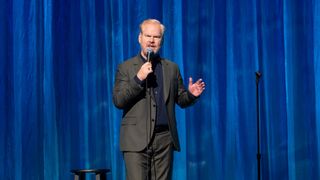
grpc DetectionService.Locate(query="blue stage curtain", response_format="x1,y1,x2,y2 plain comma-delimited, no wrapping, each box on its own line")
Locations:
0,0,319,179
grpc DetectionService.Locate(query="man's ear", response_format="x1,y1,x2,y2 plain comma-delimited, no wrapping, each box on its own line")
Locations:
160,36,164,46
138,33,142,44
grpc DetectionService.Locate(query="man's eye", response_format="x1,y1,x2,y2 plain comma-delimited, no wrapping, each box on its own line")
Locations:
144,34,161,39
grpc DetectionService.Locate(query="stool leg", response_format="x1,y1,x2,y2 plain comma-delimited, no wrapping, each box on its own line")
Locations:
74,173,86,180
74,174,79,180
96,173,106,180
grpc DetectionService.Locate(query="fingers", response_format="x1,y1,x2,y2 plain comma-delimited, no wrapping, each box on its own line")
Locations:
144,62,152,69
139,62,151,73
198,79,205,90
144,62,153,73
190,77,204,86
191,77,206,90
196,78,203,84
137,62,152,80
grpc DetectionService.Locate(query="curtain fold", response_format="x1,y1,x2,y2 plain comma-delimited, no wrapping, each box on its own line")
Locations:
1,0,319,179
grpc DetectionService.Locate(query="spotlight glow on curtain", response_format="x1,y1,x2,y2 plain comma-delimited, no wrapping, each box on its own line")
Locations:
0,0,319,179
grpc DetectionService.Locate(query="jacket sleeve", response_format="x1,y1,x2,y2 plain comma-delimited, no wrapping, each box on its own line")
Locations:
112,63,144,109
175,65,199,108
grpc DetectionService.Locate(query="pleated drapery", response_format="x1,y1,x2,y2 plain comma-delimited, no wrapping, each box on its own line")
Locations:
1,0,319,179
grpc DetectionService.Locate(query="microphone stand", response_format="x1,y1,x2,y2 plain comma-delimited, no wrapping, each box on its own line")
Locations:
146,50,152,180
255,71,262,180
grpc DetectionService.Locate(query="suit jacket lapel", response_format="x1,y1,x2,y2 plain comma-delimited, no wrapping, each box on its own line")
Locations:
162,59,170,103
132,55,143,74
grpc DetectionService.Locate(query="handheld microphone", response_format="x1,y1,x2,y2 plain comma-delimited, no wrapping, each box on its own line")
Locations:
146,48,153,62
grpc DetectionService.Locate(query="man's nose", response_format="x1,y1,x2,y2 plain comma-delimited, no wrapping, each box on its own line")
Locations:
149,37,155,42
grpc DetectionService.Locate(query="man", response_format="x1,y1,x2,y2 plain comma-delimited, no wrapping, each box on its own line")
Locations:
113,19,205,180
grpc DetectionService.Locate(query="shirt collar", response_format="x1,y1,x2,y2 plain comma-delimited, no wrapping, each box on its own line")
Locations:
139,53,161,64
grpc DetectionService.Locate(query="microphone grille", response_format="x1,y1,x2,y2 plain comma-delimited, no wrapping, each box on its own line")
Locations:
146,47,153,54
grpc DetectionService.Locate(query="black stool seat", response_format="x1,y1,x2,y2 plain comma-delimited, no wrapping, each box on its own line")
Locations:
71,169,110,180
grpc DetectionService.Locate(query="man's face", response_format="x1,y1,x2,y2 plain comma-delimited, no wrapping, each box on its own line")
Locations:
139,23,163,58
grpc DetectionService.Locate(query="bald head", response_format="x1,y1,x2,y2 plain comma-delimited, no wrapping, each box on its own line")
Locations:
139,19,165,36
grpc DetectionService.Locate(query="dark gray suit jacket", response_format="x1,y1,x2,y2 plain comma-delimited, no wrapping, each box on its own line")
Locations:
113,55,197,152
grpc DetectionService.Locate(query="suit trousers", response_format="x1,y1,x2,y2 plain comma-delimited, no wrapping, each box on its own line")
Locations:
123,130,173,180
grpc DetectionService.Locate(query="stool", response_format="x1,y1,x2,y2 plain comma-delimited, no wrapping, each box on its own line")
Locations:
70,169,110,180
